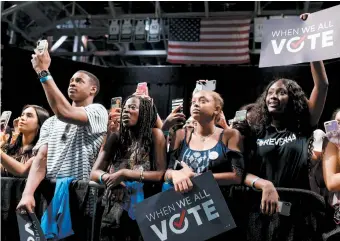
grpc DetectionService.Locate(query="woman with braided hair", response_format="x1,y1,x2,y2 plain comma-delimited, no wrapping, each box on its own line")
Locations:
91,95,167,241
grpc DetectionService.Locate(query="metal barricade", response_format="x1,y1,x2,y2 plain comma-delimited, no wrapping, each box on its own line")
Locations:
1,177,339,241
43,179,105,241
88,181,104,241
0,177,105,241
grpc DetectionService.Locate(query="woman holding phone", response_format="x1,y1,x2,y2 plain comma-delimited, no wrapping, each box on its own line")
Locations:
164,90,245,240
165,90,244,190
0,105,49,176
243,13,329,218
91,95,167,241
245,67,328,215
323,119,340,224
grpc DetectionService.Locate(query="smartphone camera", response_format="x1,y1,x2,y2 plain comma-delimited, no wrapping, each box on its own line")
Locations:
36,40,48,53
174,160,183,170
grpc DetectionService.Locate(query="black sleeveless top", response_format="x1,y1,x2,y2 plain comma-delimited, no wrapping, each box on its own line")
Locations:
169,129,244,177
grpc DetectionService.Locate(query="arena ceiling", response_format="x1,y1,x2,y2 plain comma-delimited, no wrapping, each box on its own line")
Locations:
1,1,339,67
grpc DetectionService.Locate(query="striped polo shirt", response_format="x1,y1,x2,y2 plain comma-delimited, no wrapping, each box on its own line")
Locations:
33,103,108,180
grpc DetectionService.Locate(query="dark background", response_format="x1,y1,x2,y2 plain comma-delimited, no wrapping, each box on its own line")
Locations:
2,45,340,128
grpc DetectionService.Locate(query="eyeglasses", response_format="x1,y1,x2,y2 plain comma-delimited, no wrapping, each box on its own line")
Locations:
61,124,71,141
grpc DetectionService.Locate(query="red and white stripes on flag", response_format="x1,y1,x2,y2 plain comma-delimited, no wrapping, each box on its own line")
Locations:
167,18,251,65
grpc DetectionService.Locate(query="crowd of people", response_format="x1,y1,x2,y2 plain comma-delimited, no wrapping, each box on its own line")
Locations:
1,13,340,241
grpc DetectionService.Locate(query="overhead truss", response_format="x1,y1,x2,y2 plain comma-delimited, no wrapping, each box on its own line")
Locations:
1,1,325,66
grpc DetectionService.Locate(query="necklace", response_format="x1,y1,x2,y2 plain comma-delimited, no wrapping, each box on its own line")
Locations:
271,124,287,133
195,127,216,142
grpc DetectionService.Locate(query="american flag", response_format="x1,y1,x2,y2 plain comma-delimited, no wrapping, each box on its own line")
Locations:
167,18,251,64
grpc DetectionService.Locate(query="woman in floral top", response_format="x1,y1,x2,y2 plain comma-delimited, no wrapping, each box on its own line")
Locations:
91,95,166,241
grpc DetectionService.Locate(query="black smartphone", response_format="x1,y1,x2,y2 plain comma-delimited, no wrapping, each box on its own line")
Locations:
172,98,184,113
174,160,183,170
278,201,292,216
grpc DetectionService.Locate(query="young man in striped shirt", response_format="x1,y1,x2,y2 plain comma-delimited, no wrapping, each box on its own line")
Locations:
17,44,108,213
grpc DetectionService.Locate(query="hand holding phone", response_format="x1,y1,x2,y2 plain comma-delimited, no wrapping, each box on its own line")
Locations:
278,201,291,216
32,40,50,73
171,99,184,113
169,99,185,129
163,104,186,132
109,97,122,130
0,111,12,133
111,97,122,109
136,82,148,96
36,40,48,53
234,110,247,122
110,97,122,115
324,120,339,134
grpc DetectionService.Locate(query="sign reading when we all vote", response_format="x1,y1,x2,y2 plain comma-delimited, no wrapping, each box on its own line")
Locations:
135,172,236,241
259,4,340,67
17,212,47,241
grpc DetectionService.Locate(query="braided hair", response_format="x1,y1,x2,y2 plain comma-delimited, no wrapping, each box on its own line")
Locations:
116,95,157,167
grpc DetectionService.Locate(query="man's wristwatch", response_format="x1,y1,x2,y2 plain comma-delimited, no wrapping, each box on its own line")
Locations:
37,70,50,79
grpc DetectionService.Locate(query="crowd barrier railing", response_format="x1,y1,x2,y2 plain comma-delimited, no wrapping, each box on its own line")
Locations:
1,177,340,241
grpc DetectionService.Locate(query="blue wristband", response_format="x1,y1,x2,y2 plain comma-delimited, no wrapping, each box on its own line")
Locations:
99,172,107,184
40,75,52,83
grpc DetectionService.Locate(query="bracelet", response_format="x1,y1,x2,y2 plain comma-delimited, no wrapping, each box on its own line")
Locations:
163,130,169,136
40,75,52,83
139,169,144,182
165,172,173,184
99,172,108,184
251,177,261,191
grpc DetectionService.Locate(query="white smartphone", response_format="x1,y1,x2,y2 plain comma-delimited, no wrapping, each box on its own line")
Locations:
324,120,339,134
0,111,12,132
234,110,247,122
228,119,234,126
204,80,216,91
278,201,291,216
196,80,216,91
36,40,48,53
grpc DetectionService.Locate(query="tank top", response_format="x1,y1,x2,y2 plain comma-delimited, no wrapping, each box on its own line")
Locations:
174,129,244,176
325,130,340,224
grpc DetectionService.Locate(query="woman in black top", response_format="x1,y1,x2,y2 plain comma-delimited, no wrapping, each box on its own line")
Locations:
165,90,244,191
243,13,329,216
244,56,328,215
